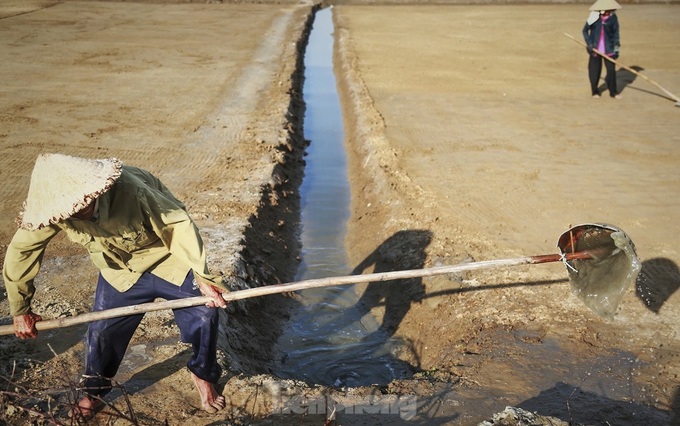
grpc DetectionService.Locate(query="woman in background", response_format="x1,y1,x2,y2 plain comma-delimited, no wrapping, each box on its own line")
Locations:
582,0,622,99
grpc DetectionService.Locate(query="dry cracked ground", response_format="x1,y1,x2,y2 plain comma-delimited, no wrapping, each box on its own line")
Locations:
0,1,679,425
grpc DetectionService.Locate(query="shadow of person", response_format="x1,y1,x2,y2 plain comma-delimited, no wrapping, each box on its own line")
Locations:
596,65,643,96
616,65,643,93
636,258,680,314
350,230,431,340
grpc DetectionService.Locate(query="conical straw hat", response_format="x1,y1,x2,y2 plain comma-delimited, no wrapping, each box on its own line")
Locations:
18,153,122,230
589,0,622,11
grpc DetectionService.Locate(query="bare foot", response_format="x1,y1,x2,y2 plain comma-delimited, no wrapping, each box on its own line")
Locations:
592,94,601,98
69,395,103,420
613,94,623,99
191,373,225,413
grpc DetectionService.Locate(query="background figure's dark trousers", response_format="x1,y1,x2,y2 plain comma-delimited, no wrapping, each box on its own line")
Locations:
588,54,618,97
82,271,222,397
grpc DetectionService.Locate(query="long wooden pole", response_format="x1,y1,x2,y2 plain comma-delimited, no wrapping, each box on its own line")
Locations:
0,252,592,337
564,32,680,105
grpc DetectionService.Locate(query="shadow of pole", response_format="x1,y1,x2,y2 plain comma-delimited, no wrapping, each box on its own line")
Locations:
615,64,679,102
423,278,568,300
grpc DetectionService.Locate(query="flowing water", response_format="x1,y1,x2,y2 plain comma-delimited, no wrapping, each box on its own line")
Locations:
273,8,413,388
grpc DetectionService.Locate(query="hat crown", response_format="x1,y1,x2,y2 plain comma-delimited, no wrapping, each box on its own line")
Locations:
18,153,122,230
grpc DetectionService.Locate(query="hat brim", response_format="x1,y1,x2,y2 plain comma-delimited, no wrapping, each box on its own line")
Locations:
18,154,123,230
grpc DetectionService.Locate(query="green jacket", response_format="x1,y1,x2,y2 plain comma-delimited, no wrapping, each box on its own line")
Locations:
3,165,224,316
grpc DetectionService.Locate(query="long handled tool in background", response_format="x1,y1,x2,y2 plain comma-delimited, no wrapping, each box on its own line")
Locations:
564,32,680,107
0,224,641,336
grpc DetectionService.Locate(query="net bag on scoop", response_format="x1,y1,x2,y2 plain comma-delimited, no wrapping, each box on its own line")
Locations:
557,223,641,319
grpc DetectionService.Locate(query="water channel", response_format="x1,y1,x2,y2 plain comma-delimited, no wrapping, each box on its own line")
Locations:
273,8,413,388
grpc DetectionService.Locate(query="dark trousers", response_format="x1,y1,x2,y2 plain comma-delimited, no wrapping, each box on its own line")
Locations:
588,54,618,97
82,271,221,397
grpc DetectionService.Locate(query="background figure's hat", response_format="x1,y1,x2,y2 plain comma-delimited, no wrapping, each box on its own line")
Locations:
589,0,622,11
18,153,122,230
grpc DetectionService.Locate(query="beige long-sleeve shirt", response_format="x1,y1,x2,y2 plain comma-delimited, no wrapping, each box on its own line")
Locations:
3,165,224,316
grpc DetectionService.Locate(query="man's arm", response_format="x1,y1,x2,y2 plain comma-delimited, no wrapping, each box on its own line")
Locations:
3,225,60,337
3,226,59,315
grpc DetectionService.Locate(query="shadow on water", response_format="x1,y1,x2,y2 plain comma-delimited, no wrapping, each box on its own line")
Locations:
349,230,430,339
636,258,680,314
326,230,430,346
274,230,431,387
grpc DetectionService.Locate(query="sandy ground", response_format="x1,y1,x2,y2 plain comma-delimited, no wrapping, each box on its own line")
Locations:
1,1,679,425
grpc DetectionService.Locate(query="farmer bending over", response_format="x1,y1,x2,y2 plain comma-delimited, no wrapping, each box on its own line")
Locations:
2,153,229,418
